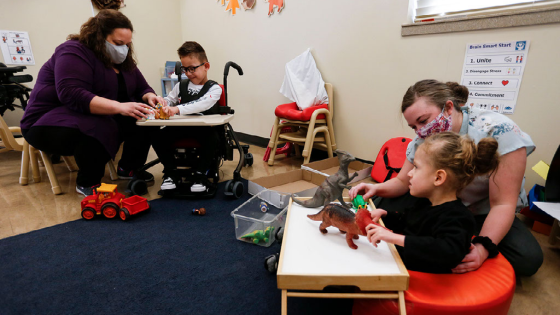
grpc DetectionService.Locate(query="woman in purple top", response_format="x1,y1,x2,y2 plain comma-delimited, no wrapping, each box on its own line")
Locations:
20,10,164,196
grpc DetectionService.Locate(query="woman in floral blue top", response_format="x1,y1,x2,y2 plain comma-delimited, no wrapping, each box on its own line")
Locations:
350,79,542,277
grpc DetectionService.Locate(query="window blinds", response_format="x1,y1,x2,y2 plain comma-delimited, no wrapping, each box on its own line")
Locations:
414,0,557,22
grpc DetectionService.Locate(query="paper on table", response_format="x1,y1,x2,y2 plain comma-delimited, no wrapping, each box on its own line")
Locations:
533,202,560,220
532,160,550,180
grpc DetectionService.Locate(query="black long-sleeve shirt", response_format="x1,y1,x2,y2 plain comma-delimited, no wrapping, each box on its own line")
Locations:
383,198,475,274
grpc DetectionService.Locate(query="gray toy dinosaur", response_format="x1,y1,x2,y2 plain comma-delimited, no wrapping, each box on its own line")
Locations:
291,150,358,209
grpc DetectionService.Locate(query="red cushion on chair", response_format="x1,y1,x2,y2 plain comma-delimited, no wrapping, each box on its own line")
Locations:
274,102,329,121
353,253,516,315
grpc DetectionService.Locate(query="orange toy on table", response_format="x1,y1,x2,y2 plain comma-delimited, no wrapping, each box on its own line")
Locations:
153,103,169,120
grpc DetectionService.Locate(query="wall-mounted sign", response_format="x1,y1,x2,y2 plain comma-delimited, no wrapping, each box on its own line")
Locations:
460,40,530,114
0,30,35,66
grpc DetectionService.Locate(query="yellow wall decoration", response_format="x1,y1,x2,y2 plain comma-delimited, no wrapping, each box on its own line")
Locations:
225,0,240,15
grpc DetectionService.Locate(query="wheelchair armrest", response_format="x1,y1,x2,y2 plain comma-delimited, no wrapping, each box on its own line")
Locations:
218,106,234,115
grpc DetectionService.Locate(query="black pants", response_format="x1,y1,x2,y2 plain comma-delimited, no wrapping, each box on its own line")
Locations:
374,192,544,277
151,126,220,176
22,118,154,187
23,126,110,187
113,115,154,172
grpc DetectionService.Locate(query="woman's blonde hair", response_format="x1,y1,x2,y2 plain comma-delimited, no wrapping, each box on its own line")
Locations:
401,79,469,113
420,132,500,192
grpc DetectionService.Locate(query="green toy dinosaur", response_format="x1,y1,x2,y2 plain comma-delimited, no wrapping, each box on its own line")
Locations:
351,195,367,212
241,226,274,244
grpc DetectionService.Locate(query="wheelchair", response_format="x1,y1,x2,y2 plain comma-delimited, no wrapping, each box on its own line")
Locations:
0,62,32,115
127,61,253,199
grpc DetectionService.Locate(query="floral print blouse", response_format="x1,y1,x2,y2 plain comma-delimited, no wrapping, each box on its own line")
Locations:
405,106,535,215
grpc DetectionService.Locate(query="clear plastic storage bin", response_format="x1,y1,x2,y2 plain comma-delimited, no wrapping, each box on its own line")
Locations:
231,190,288,247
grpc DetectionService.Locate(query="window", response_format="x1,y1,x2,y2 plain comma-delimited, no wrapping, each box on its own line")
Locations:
413,0,559,23
403,0,560,36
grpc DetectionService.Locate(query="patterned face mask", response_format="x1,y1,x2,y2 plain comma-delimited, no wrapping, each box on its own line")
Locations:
415,107,453,139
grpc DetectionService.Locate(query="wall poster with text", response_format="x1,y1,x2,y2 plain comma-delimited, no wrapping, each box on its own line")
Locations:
460,40,530,115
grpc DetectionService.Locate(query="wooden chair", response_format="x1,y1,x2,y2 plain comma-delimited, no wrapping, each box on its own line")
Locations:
267,83,336,165
38,153,118,195
0,114,41,185
0,115,117,195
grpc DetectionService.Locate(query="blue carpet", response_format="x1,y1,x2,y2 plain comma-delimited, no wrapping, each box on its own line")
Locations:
0,180,353,315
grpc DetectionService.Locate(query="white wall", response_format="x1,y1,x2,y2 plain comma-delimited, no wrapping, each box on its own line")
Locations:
179,0,560,191
1,0,558,191
0,0,183,126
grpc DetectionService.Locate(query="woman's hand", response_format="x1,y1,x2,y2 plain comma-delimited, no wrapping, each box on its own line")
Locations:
349,183,377,200
163,106,179,117
119,102,152,120
144,93,166,107
369,209,387,222
451,243,489,274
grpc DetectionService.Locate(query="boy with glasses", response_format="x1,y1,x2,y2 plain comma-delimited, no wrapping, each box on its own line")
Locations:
152,41,223,192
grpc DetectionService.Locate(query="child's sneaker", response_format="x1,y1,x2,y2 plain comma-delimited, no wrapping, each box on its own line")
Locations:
161,176,176,190
76,184,101,197
191,183,206,192
117,167,154,182
191,171,207,192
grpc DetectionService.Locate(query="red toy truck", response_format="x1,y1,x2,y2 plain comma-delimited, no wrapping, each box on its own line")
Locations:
80,183,150,221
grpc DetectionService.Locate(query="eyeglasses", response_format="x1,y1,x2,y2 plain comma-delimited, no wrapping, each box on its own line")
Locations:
181,63,206,74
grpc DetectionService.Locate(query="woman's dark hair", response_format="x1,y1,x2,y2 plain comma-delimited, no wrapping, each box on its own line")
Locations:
401,79,469,113
67,9,136,71
421,132,500,192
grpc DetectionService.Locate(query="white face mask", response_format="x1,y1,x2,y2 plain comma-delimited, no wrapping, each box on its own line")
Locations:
105,40,129,64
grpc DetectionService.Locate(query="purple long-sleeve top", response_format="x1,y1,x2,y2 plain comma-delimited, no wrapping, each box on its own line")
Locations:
20,40,154,157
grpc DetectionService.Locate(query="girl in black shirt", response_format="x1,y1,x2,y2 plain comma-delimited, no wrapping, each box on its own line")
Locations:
365,132,500,273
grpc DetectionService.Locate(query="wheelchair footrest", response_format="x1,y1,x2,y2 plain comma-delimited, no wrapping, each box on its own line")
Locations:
158,182,218,199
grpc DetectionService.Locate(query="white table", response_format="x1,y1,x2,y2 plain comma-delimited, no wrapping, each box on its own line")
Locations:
534,202,560,245
277,198,409,315
136,114,234,126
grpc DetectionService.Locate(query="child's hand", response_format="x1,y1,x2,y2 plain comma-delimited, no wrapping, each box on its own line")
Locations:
163,106,179,117
366,224,395,247
370,209,387,223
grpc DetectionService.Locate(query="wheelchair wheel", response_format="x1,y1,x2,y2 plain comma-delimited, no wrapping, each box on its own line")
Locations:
275,227,284,242
232,181,244,199
244,153,253,167
264,253,280,274
225,180,234,193
130,179,148,196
